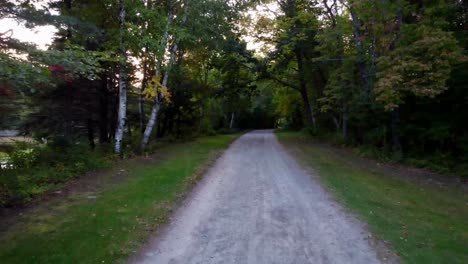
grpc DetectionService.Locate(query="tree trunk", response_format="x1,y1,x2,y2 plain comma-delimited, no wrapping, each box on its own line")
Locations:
127,120,132,138
299,88,316,129
140,102,161,150
348,5,369,91
332,115,340,132
296,49,316,129
229,112,235,129
339,0,368,91
140,0,188,151
109,86,118,142
114,0,127,155
342,110,347,139
138,3,173,151
199,99,205,131
138,93,145,134
159,111,169,138
87,118,95,150
65,0,72,40
140,42,179,151
99,74,109,143
389,1,403,158
391,108,402,157
157,111,164,138
140,46,178,150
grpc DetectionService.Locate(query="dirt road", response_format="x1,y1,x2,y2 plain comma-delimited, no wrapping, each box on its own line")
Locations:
132,130,385,264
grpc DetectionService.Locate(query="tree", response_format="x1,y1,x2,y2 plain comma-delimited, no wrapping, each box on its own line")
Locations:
114,0,127,154
140,0,182,151
1,0,109,140
260,0,322,129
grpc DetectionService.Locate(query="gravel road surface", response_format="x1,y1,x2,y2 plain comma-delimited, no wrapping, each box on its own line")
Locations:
131,130,384,264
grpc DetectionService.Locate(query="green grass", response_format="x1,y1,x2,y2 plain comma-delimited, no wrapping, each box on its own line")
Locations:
276,131,468,264
0,134,238,264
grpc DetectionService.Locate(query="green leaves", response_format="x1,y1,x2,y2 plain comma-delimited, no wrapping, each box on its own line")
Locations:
375,25,464,111
0,53,51,95
1,41,117,95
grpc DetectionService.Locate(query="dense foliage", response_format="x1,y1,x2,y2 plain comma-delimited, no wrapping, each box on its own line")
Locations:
0,0,263,206
1,0,264,148
257,0,467,175
0,0,467,205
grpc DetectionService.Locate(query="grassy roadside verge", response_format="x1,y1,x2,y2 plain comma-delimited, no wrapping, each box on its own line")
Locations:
0,134,239,263
276,131,468,264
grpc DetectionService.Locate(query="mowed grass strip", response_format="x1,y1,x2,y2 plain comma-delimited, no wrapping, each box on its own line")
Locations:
276,131,468,264
0,134,239,264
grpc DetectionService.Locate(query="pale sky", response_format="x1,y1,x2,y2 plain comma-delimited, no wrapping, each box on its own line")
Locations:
1,0,57,50
0,1,278,53
0,18,57,50
243,2,278,53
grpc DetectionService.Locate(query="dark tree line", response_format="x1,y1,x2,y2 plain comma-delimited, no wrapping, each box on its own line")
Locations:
1,0,266,154
1,0,467,175
258,0,467,174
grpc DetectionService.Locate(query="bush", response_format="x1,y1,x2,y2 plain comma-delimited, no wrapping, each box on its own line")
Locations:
8,142,39,169
303,126,318,136
328,133,346,146
0,140,110,207
353,145,392,162
455,163,468,178
363,126,388,147
404,151,453,175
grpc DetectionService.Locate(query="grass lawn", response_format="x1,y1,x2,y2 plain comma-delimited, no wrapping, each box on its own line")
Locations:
276,131,468,264
0,134,239,264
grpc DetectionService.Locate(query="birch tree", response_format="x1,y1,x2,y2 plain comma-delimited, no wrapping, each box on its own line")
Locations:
140,0,188,151
114,0,127,154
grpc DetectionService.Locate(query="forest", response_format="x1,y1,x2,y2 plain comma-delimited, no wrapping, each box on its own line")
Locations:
0,0,467,206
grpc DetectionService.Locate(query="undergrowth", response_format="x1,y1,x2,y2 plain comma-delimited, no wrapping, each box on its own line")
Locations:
0,140,111,206
293,128,467,178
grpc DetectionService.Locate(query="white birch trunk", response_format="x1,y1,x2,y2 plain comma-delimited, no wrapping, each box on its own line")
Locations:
140,0,188,151
139,6,173,151
140,42,179,151
114,0,127,154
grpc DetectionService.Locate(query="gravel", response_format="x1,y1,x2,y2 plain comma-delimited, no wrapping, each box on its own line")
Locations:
130,130,385,264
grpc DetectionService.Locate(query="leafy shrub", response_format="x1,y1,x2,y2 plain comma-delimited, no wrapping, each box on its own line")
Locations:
353,145,392,162
404,151,452,175
328,133,346,146
303,126,318,136
8,142,39,169
363,126,388,147
0,140,110,207
454,163,468,178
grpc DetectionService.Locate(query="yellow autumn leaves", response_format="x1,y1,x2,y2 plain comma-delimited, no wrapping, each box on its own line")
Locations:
142,75,171,102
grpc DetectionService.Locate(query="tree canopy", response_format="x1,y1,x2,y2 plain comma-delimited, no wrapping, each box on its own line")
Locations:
1,0,467,173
